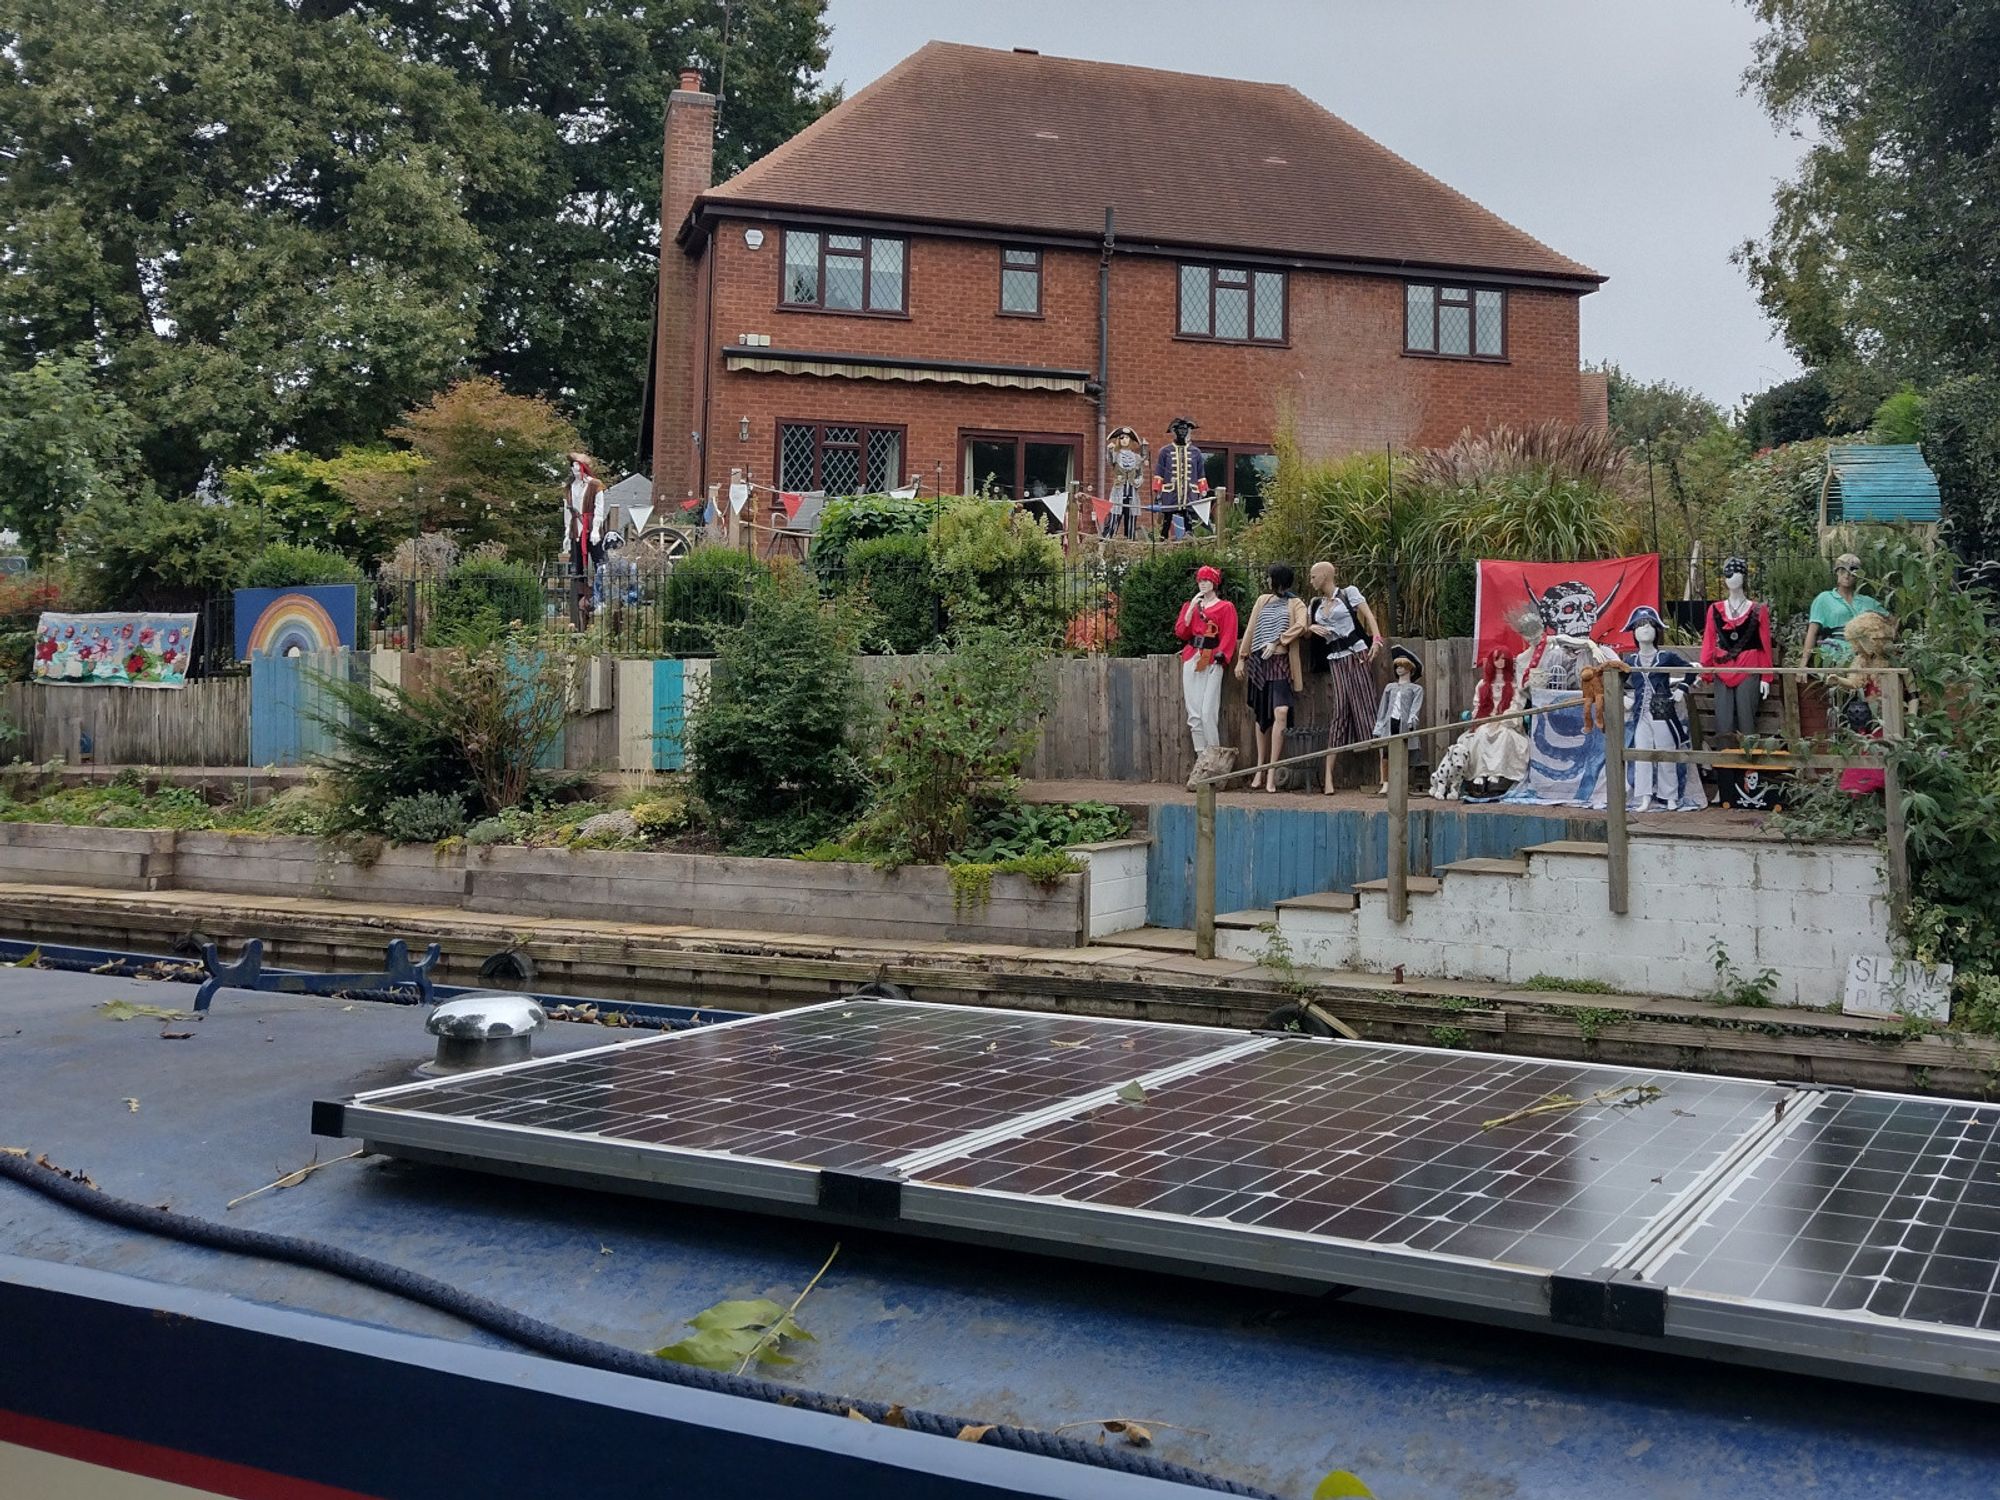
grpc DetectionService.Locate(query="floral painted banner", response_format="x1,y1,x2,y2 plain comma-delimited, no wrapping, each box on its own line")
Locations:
33,612,198,688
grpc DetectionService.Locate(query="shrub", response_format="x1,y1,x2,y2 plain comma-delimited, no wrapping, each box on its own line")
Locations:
955,799,1131,863
1870,386,1925,446
1705,438,1834,558
629,796,690,839
240,544,366,590
659,547,769,656
317,631,572,828
927,498,1065,644
686,570,869,855
380,791,466,844
844,534,939,654
428,558,545,649
858,628,1051,864
1108,545,1251,658
1922,374,2000,556
223,446,416,567
62,490,270,610
813,492,939,583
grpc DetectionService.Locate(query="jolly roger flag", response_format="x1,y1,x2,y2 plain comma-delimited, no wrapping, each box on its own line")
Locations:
1472,555,1662,665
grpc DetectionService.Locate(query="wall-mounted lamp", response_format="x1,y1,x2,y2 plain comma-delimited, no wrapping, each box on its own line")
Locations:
738,417,751,443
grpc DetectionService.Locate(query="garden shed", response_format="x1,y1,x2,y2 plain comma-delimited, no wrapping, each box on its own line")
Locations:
1818,443,1941,533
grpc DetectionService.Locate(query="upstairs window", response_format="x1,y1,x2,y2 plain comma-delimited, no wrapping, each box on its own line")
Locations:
781,229,907,314
999,247,1042,316
1178,263,1286,344
1404,282,1505,359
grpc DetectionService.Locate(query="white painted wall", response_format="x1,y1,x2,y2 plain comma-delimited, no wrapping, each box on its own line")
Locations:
1078,839,1150,940
1272,836,1889,1008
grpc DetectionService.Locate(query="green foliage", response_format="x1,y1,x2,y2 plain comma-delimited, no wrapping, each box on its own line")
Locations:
346,379,580,559
927,499,1066,645
0,351,146,562
1920,374,2000,555
686,570,868,855
318,633,571,829
1706,438,1834,559
1739,371,1845,450
628,796,690,839
429,558,546,649
0,778,216,830
1604,364,1748,553
379,791,466,844
843,534,938,655
947,852,1082,911
659,547,770,656
654,1295,815,1373
859,628,1051,864
0,0,510,495
223,447,419,567
1741,2,2000,385
1523,975,1620,995
240,545,366,591
1706,941,1780,1008
1871,387,1926,445
1108,546,1251,659
62,492,269,610
953,800,1131,864
812,492,939,582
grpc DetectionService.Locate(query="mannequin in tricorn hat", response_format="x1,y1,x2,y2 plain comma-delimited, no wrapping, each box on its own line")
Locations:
1103,425,1147,539
1152,417,1207,540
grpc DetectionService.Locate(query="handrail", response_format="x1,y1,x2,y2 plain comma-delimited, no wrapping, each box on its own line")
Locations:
1188,655,1910,958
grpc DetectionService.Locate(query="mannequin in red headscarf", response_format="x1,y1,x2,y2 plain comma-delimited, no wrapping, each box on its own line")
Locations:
1430,649,1530,801
1174,564,1238,755
565,453,606,613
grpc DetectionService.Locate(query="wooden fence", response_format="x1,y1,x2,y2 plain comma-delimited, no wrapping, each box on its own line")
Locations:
1,677,251,767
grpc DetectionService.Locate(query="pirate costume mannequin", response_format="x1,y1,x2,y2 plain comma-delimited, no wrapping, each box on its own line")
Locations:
1700,556,1773,749
1620,605,1703,812
1152,417,1208,541
1103,426,1147,540
1373,646,1426,794
1174,565,1239,754
1503,580,1622,808
1802,553,1884,665
564,454,606,608
1436,649,1528,801
1306,561,1384,793
1236,564,1311,791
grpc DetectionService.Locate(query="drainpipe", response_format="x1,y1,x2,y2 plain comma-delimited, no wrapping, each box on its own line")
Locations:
1095,206,1114,504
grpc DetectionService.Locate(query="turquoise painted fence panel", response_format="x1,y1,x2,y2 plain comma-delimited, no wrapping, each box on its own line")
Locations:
249,650,353,767
1145,803,1593,929
652,659,687,770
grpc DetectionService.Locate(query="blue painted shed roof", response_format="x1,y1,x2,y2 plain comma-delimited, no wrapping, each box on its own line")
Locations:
1825,443,1942,523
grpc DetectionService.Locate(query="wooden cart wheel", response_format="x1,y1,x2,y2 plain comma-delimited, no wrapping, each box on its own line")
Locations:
630,524,695,568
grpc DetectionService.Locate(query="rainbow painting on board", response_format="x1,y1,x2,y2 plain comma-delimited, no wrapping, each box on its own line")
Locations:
234,585,358,661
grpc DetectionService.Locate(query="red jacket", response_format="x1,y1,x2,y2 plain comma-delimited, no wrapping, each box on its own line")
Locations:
1175,596,1238,664
1701,599,1774,688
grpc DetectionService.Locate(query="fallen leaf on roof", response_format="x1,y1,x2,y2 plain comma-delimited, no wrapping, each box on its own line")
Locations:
956,1424,995,1443
1116,1081,1148,1107
882,1405,908,1428
1050,1039,1086,1050
97,1000,189,1023
225,1148,363,1210
123,1098,140,1113
1102,1420,1152,1447
846,1408,871,1422
11,948,42,968
159,1030,195,1041
1313,1471,1376,1499
2,1146,27,1158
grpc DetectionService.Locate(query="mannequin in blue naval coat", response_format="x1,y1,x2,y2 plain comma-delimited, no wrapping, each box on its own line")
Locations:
1621,604,1703,811
1152,416,1208,540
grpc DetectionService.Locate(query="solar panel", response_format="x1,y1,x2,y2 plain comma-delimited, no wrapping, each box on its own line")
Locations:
322,999,2000,1399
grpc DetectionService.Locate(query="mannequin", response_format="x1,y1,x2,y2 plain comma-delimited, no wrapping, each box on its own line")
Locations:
1802,552,1883,664
1306,561,1384,794
1503,580,1621,808
1456,648,1528,801
1372,646,1425,794
564,453,607,612
1620,605,1702,812
1103,426,1147,540
1836,610,1899,798
1701,555,1773,749
1236,563,1310,791
1152,417,1208,540
1174,565,1239,755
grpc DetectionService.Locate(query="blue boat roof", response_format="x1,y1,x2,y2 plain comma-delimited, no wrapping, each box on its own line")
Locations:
6,967,2000,1498
1825,443,1942,524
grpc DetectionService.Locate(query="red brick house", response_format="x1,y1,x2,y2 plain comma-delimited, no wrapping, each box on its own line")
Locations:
649,42,1604,513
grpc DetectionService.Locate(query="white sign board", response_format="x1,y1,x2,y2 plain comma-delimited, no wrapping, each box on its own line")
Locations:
1843,955,1953,1022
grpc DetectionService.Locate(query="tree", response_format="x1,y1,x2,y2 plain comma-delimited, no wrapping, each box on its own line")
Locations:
1739,370,1843,450
345,378,582,559
329,0,837,465
1740,2,2000,383
223,447,426,568
61,491,269,610
0,351,145,561
1603,366,1746,546
0,0,520,495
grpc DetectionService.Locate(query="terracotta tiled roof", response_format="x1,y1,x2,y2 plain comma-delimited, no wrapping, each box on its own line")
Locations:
699,42,1600,285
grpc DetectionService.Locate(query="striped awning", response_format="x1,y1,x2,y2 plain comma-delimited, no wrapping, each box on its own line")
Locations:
724,345,1089,394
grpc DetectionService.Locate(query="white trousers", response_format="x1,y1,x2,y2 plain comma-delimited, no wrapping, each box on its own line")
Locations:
1182,656,1224,751
1632,713,1673,806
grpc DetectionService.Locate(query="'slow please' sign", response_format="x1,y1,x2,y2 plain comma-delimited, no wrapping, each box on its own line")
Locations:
1844,955,1953,1022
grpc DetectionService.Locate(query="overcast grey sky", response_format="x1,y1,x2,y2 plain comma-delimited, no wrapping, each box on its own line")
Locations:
818,0,1805,410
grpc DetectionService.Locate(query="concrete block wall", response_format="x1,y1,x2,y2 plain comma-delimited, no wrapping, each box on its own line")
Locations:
1272,835,1890,1007
1077,839,1149,939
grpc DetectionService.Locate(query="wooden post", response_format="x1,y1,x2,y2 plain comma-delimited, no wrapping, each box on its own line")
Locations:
1194,779,1218,959
1879,670,1910,926
1212,487,1229,547
1603,662,1629,916
1387,735,1409,923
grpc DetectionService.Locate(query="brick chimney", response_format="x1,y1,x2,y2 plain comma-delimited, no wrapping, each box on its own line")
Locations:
652,67,716,505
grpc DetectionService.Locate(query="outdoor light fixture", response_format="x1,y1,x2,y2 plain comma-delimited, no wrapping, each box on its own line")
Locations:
739,417,750,442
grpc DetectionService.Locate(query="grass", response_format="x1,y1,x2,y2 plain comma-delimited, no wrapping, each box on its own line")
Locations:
1523,974,1621,995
